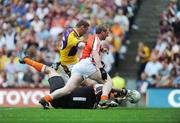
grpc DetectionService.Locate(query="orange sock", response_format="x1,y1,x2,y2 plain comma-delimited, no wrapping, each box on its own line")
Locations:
101,95,108,100
24,58,44,72
44,95,53,102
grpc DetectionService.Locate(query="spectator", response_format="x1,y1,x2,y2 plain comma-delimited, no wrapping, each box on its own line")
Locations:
171,67,180,88
137,72,150,94
11,0,27,16
114,9,129,36
160,20,173,34
0,71,7,87
50,14,64,41
0,48,8,72
155,35,169,57
22,67,35,87
36,3,49,20
136,42,150,80
4,52,19,87
143,50,163,85
0,30,6,48
25,4,35,21
30,15,44,33
3,24,17,52
36,24,50,42
156,58,173,87
171,54,180,88
111,22,124,66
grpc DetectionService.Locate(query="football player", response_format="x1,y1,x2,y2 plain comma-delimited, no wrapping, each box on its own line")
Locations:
53,20,89,82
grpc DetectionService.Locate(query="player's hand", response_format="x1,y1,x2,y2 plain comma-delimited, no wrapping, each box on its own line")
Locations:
99,67,107,80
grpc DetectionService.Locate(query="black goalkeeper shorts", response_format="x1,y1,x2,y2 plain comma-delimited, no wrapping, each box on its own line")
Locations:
48,76,96,109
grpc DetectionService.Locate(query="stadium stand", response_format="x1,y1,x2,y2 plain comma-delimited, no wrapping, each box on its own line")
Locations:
137,0,180,89
0,0,140,88
135,0,180,106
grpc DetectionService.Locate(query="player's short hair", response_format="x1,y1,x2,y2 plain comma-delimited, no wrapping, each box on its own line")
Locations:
96,25,108,34
76,20,89,28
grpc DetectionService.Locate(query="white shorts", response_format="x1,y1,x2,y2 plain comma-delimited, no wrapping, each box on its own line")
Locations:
71,58,98,80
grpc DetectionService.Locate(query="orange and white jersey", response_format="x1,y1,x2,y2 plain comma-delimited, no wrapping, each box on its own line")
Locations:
81,34,101,61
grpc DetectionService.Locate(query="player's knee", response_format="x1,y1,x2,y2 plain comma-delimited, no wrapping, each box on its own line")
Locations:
107,76,113,83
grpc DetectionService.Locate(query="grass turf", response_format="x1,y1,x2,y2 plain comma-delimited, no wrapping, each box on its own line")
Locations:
0,107,179,123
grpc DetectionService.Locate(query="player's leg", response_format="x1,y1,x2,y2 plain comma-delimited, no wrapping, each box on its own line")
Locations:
23,58,60,78
89,71,113,107
71,58,112,107
51,74,82,98
81,79,96,86
39,73,83,109
17,50,60,78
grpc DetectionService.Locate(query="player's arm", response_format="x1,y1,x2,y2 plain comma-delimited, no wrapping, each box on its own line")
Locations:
93,51,108,81
92,50,103,68
92,41,107,80
92,39,103,68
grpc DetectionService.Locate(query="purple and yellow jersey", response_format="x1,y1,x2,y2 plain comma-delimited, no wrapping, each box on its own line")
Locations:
60,28,80,65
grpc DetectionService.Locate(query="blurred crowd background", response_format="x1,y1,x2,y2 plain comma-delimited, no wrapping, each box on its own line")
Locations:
136,0,180,96
0,0,140,88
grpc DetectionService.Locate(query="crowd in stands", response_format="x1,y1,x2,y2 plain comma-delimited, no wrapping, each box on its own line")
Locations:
0,0,140,88
136,0,180,96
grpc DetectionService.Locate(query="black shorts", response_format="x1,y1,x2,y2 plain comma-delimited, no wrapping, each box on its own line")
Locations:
48,76,65,93
48,76,96,109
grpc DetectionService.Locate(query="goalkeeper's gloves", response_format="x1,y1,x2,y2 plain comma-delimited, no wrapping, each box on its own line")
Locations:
99,67,107,80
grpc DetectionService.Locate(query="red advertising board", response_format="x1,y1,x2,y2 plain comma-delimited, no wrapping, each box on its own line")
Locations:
0,88,49,107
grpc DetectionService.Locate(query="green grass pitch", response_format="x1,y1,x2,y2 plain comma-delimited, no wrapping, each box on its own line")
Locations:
0,107,179,123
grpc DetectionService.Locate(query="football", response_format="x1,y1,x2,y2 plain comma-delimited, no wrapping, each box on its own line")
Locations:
127,90,141,104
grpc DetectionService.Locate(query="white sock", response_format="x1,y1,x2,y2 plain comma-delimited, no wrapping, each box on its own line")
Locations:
102,80,113,97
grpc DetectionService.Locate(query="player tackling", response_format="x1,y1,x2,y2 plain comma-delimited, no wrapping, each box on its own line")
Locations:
16,49,141,109
39,25,113,108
